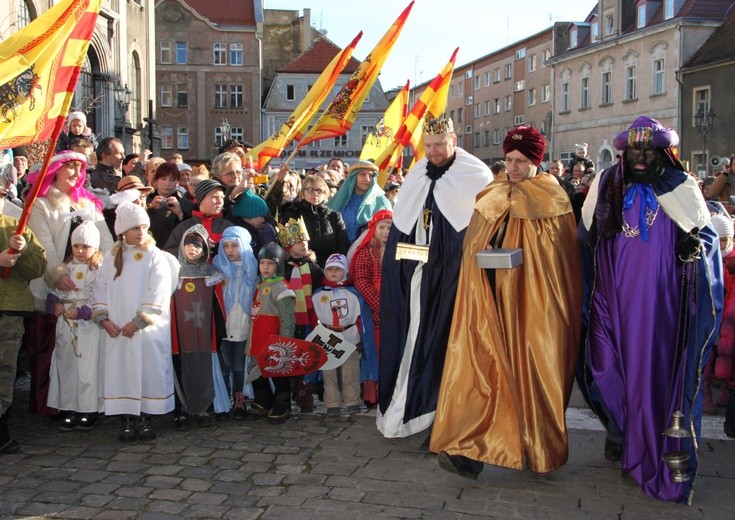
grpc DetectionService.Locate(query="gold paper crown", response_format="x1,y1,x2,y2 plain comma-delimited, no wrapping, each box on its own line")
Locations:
422,116,454,135
277,217,310,248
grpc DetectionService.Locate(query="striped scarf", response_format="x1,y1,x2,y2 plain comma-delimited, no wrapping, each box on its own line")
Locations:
287,261,316,326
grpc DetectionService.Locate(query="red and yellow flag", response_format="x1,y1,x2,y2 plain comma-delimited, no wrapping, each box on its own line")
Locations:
298,2,414,147
0,0,102,149
246,32,362,169
360,80,409,162
375,48,458,186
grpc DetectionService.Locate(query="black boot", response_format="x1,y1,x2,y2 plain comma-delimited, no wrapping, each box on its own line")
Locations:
118,415,138,442
437,451,483,480
137,416,156,441
0,412,21,454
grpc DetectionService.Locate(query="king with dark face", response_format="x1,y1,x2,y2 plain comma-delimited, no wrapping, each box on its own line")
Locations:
624,145,667,185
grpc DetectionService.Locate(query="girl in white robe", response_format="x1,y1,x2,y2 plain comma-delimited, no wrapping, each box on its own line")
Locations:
47,221,103,431
92,202,177,442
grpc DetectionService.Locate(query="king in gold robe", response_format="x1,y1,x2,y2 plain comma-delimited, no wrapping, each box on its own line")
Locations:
431,171,582,474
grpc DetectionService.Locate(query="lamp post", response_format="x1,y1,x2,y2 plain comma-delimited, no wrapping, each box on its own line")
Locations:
219,118,231,147
114,81,131,150
694,108,716,176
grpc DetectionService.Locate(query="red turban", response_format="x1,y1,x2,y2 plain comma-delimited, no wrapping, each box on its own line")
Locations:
502,126,546,166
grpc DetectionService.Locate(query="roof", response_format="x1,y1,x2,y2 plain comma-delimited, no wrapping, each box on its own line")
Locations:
279,38,361,74
181,0,256,27
685,5,735,67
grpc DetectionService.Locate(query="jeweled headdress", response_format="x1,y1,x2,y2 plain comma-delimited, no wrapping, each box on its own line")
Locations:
422,116,454,135
278,216,310,248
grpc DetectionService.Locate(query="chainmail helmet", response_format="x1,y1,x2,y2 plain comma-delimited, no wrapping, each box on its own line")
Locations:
257,241,286,277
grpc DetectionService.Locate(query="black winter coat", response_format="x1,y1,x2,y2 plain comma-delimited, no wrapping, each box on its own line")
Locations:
279,199,350,267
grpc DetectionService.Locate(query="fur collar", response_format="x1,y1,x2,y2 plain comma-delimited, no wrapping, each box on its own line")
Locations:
110,233,157,256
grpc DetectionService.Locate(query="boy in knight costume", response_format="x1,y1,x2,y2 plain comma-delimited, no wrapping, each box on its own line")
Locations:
578,116,722,503
278,217,323,413
170,224,224,427
249,242,295,423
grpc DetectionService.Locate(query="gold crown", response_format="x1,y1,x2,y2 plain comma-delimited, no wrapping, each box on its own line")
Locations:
277,217,310,248
422,116,454,135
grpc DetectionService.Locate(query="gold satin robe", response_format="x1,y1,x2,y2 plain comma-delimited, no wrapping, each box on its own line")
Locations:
430,173,583,474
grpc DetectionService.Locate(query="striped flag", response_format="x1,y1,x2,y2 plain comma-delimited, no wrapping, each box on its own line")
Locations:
0,0,102,149
246,32,362,169
298,2,414,147
375,48,458,186
360,80,409,162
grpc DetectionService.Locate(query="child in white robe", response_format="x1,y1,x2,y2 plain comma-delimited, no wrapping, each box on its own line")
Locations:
92,201,177,442
46,221,103,431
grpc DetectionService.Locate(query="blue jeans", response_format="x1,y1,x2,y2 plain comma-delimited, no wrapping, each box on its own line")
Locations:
220,340,246,397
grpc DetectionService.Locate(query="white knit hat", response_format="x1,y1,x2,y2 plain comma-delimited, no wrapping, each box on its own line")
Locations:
575,143,588,153
114,201,150,236
67,111,87,126
711,214,734,239
71,220,100,249
324,253,348,276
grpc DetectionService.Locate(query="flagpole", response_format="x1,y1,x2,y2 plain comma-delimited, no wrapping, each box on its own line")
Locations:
262,144,303,201
1,128,64,279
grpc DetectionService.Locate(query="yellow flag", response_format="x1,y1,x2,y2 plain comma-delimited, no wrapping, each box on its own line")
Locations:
375,48,458,186
298,2,414,147
0,0,102,149
246,32,362,169
360,80,409,162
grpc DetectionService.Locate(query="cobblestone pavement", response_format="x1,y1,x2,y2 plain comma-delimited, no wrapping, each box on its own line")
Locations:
1,388,734,519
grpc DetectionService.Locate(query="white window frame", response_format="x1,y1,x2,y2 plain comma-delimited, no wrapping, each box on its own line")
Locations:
528,54,536,73
652,58,665,95
504,64,512,80
230,84,243,108
230,43,243,66
213,43,227,65
493,128,501,145
542,84,550,103
176,83,187,108
214,84,227,108
504,95,512,112
175,42,187,64
161,126,173,149
561,81,570,112
601,71,612,104
160,41,171,64
527,88,536,107
334,134,348,148
625,65,637,100
177,127,189,150
160,85,172,107
637,4,646,29
581,77,590,108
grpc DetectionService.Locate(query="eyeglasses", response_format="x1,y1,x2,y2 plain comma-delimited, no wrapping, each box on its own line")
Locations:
221,169,243,178
303,187,326,195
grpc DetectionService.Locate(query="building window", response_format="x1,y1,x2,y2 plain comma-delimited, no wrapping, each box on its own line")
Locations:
215,128,225,147
494,98,500,114
334,135,348,148
504,95,512,112
213,43,227,65
473,132,480,148
286,84,295,101
160,85,172,107
652,58,665,95
483,130,490,147
457,108,463,123
542,49,551,64
177,127,189,150
160,41,171,64
599,73,614,107
449,110,454,121
466,125,472,134
515,48,526,60
514,115,525,126
528,54,536,73
569,27,578,49
637,4,646,29
542,84,550,103
561,81,570,112
474,75,481,91
605,15,614,35
457,82,463,96
664,0,675,19
466,96,473,106
527,88,536,106
161,126,173,149
493,128,501,145
230,85,243,108
494,68,501,83
449,85,454,98
230,43,243,66
484,72,490,87
361,125,371,146
176,84,187,107
693,87,710,125
504,64,512,80
214,85,227,108
625,65,637,100
581,77,590,108
465,69,473,79
514,80,525,92
591,19,600,42
484,100,490,115
230,127,244,142
176,42,187,64
474,103,480,118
